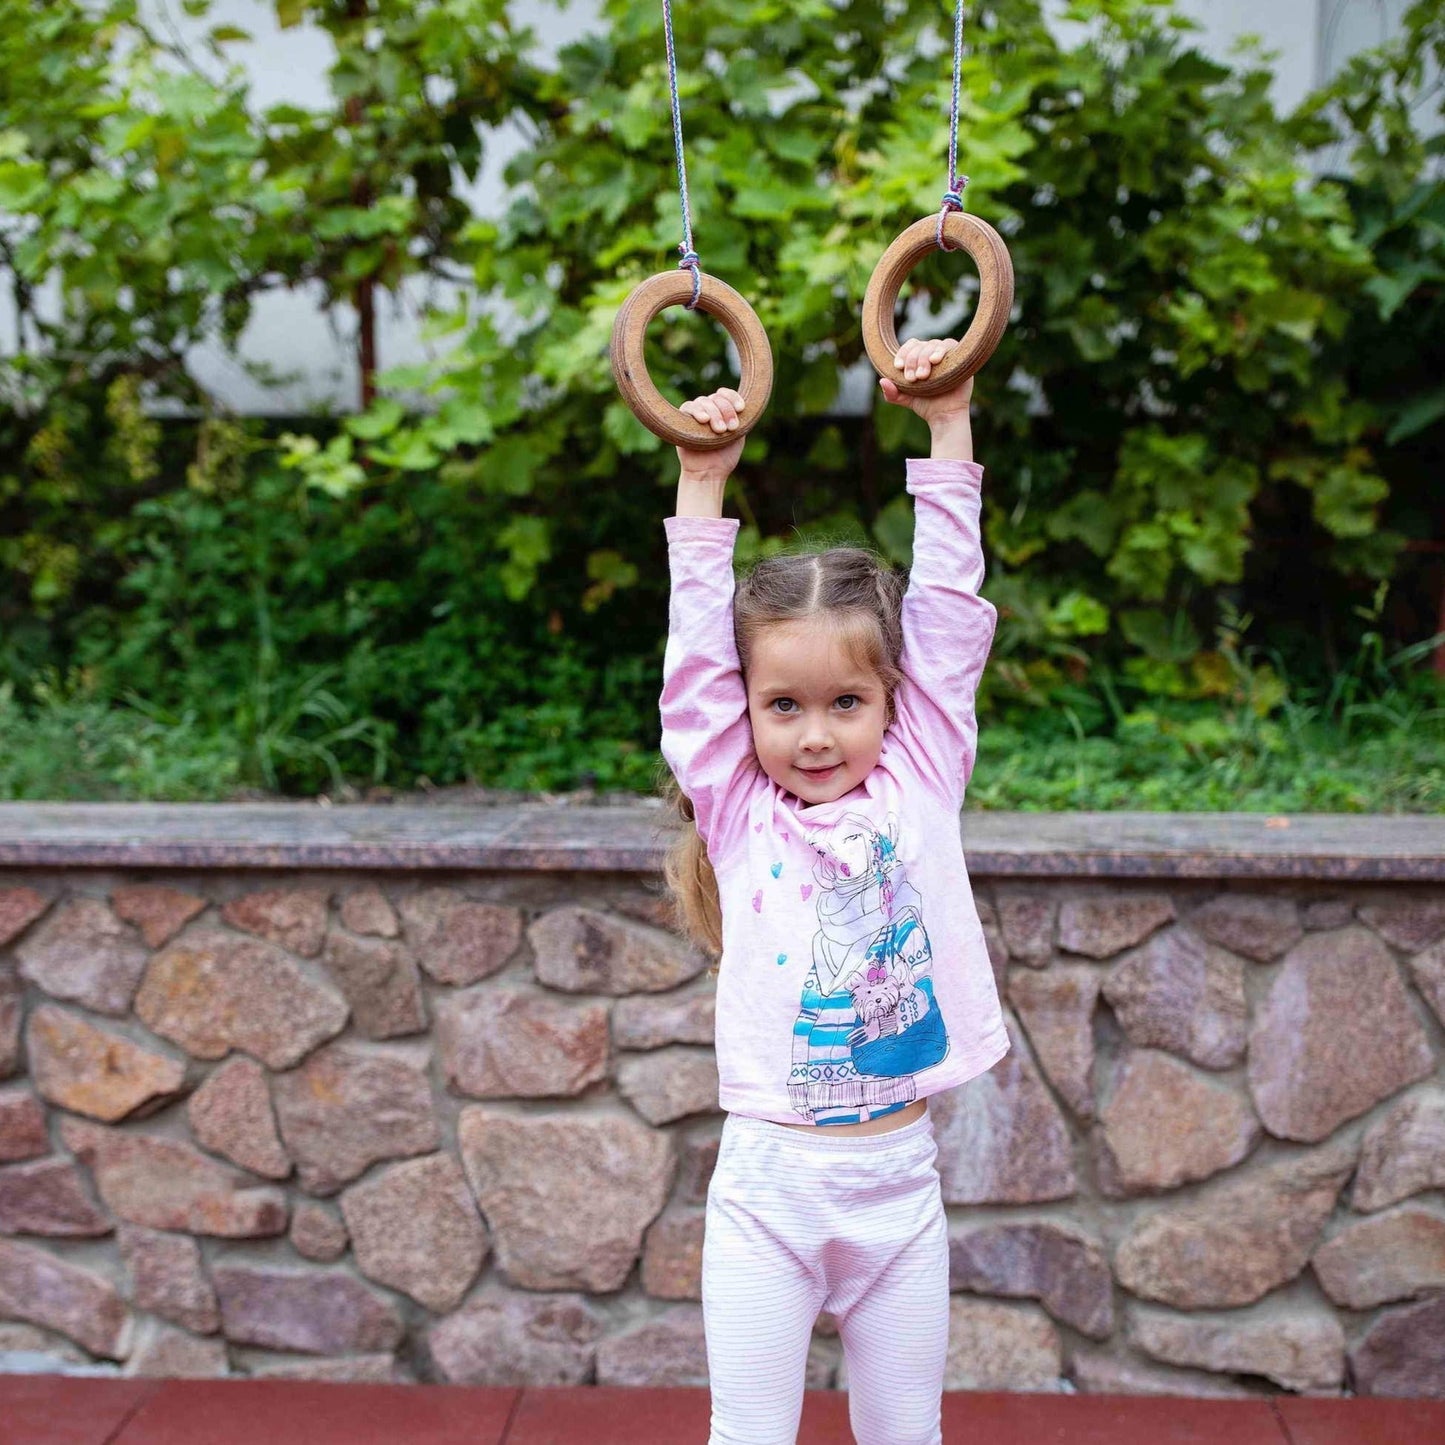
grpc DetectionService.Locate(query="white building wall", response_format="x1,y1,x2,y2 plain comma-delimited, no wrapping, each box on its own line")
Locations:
0,0,1416,413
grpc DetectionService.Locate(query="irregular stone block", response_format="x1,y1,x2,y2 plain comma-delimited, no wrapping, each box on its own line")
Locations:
1114,1139,1355,1309
0,1085,49,1162
611,888,676,932
124,1321,229,1378
932,1018,1076,1205
800,1340,843,1390
1129,1301,1344,1393
0,1156,111,1236
1103,927,1247,1069
1358,898,1445,953
1095,1049,1260,1195
111,886,206,948
1247,927,1432,1142
339,889,399,939
1312,1205,1445,1309
1353,1089,1445,1211
59,1117,287,1237
187,1055,291,1180
437,986,608,1099
458,1106,674,1292
320,932,426,1039
0,961,19,1079
1070,1345,1255,1398
212,1265,403,1356
595,1306,708,1387
1058,893,1174,960
429,1292,604,1386
1188,894,1302,963
995,890,1056,967
0,887,49,947
678,1132,720,1205
616,1047,719,1125
248,1353,408,1383
0,1238,132,1359
1007,964,1100,1119
1303,898,1354,930
27,1004,185,1122
943,1299,1062,1392
271,1040,439,1195
529,906,705,995
642,1209,705,1302
949,1221,1112,1338
116,1223,220,1334
1348,1293,1445,1397
611,992,715,1050
340,1152,488,1313
400,889,523,986
0,1321,89,1367
221,887,329,957
136,930,348,1070
16,899,149,1016
289,1201,349,1262
978,898,1010,988
1407,938,1445,1028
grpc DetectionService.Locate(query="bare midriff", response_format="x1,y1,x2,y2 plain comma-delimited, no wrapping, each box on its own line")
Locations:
776,1097,928,1136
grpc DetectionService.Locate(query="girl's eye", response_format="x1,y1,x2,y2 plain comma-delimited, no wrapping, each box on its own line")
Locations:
836,695,859,711
772,698,797,714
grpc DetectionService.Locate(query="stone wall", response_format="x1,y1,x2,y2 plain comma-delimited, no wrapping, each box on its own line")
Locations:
0,805,1443,1397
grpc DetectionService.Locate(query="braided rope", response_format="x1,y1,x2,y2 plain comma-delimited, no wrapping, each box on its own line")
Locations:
935,0,969,252
662,0,701,308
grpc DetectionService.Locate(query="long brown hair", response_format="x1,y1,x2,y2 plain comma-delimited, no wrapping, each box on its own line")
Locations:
661,546,907,965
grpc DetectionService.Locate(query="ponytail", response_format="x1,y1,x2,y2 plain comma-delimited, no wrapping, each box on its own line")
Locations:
660,768,723,969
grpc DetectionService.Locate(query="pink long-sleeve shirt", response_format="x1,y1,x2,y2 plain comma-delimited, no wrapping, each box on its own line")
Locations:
660,457,1010,1127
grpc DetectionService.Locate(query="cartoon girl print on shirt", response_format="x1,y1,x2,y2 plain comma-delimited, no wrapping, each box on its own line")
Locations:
786,812,950,1124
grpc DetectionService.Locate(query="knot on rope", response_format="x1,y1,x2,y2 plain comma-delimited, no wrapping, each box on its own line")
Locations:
936,177,969,250
677,247,702,309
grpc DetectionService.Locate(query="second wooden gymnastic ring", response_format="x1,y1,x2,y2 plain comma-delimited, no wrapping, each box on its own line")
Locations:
610,270,774,450
862,211,1014,398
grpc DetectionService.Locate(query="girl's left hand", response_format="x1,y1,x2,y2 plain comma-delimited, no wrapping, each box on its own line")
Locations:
878,337,974,427
676,387,747,483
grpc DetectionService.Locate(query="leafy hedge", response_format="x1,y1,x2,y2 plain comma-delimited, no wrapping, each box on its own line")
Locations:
0,0,1441,796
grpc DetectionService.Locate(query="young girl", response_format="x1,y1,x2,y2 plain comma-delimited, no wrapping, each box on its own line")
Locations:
659,339,1009,1445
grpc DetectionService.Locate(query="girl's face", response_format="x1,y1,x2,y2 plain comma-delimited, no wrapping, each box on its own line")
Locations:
745,620,889,807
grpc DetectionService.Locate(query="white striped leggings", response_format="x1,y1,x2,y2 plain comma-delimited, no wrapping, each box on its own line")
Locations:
701,1106,949,1445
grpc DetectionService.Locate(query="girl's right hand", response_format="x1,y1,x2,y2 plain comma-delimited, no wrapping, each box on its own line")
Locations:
878,337,974,428
676,388,746,483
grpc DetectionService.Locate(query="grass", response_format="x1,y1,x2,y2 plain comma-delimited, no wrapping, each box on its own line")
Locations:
3,669,1441,812
967,708,1444,813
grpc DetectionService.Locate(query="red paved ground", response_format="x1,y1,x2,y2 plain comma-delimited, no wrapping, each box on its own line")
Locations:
1,1378,1444,1444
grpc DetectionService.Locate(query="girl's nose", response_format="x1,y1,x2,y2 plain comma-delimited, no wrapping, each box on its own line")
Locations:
800,719,833,751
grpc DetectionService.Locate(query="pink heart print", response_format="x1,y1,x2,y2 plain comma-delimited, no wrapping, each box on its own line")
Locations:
800,884,813,902
754,821,763,833
781,831,789,843
752,890,763,913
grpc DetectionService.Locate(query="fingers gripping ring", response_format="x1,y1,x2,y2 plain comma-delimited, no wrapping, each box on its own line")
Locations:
862,211,1015,398
610,271,774,450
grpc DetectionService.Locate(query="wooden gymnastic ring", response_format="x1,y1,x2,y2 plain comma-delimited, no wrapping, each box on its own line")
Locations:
862,211,1014,397
610,270,773,450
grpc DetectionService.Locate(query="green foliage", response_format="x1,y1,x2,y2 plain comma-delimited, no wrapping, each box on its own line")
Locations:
1,0,1442,802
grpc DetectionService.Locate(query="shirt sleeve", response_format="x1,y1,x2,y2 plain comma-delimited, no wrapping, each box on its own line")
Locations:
887,457,999,801
659,514,760,866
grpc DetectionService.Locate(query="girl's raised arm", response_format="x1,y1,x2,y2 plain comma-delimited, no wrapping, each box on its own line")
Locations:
659,391,759,866
880,346,1000,800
